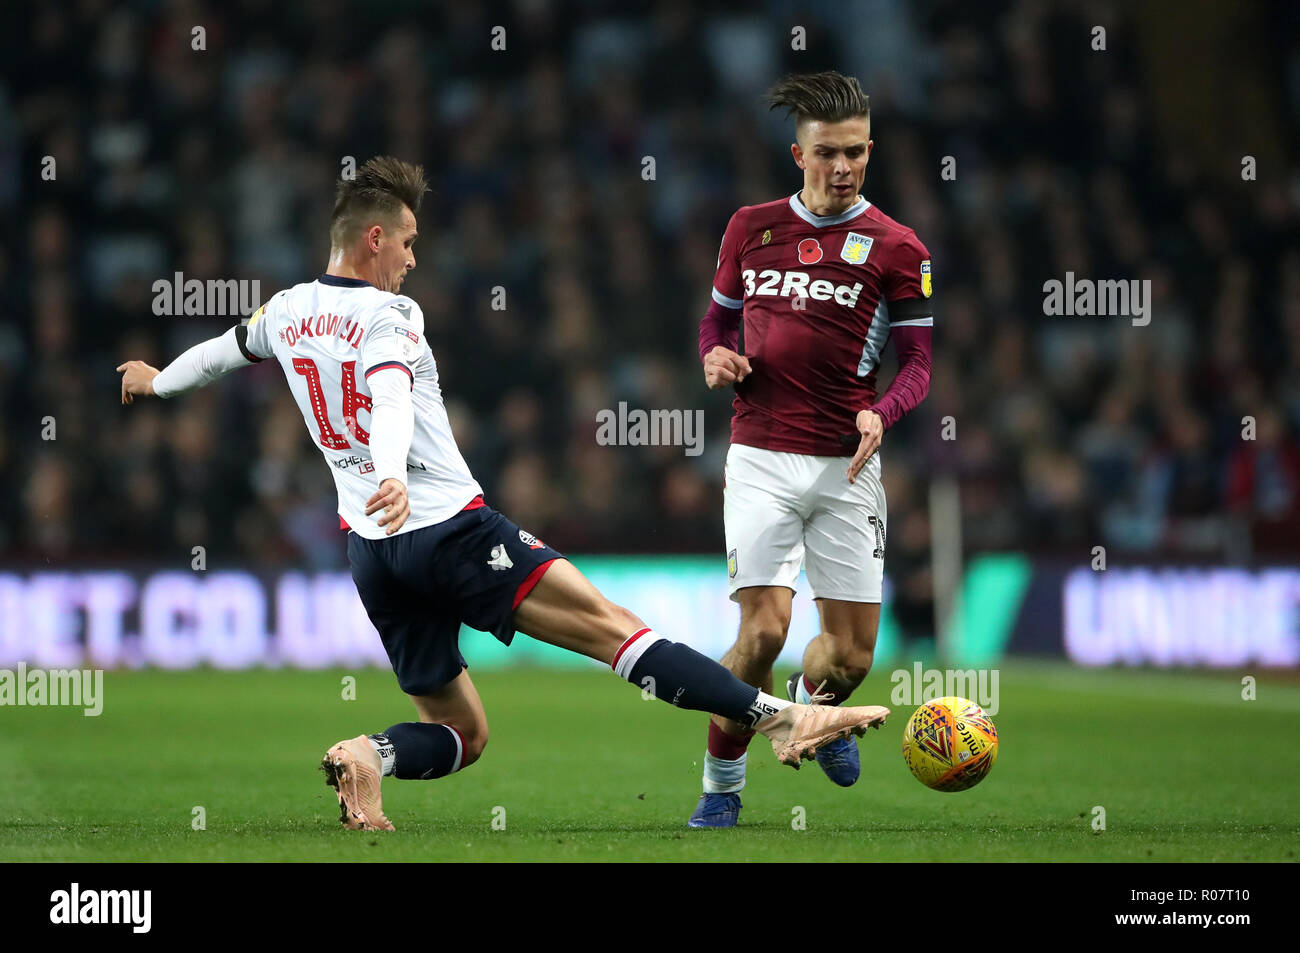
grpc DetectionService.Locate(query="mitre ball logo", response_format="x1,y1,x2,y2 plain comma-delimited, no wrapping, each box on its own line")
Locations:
797,237,823,264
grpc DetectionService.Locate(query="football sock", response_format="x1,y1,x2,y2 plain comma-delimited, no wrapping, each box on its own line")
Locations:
702,721,754,794
612,628,791,728
708,719,755,758
368,723,466,780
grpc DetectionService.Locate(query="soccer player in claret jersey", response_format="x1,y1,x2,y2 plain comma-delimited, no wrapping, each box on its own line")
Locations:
690,72,933,827
117,156,889,832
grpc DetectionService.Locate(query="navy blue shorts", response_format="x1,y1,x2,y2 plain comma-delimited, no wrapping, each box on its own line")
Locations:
347,503,564,696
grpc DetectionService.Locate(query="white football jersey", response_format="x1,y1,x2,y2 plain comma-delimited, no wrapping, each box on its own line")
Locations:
243,274,482,538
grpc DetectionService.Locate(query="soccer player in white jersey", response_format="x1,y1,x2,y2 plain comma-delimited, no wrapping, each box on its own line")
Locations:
118,156,890,831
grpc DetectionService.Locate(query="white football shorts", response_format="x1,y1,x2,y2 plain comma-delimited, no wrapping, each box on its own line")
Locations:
723,442,886,603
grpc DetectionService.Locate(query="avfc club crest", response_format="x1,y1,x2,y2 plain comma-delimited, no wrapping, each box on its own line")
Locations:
727,548,738,580
840,232,874,265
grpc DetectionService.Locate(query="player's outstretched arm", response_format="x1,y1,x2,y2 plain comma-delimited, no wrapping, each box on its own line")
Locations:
118,325,259,404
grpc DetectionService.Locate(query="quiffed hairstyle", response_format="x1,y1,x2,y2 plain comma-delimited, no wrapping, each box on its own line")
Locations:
330,156,428,247
767,71,870,134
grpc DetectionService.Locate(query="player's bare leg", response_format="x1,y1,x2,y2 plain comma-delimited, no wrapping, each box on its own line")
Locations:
713,586,793,734
786,598,882,786
511,559,885,762
510,558,646,662
322,670,489,831
801,599,880,701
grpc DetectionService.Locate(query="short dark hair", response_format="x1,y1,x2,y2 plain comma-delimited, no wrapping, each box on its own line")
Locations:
767,71,870,136
330,156,428,248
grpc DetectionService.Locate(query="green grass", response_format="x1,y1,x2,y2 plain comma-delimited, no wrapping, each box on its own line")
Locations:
2,661,1297,861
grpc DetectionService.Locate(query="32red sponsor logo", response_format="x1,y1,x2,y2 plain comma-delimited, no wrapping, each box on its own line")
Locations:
741,268,864,307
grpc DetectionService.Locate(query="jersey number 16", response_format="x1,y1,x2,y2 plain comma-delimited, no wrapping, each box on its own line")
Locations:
292,357,371,449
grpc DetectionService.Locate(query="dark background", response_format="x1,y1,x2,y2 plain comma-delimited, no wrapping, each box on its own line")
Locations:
3,0,1298,572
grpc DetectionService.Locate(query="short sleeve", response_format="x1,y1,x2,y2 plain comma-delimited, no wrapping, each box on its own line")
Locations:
361,296,425,388
711,208,748,310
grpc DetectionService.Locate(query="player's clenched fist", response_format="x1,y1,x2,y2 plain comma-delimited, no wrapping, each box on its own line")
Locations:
703,346,752,390
365,478,410,535
117,360,160,404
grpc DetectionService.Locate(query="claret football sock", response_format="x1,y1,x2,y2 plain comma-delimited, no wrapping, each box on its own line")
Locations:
708,720,755,759
703,721,754,793
611,627,792,728
369,722,467,780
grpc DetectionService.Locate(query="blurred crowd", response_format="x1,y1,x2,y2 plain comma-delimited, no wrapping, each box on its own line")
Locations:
2,0,1299,575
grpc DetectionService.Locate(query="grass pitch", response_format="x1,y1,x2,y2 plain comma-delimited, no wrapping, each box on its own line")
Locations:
2,660,1297,861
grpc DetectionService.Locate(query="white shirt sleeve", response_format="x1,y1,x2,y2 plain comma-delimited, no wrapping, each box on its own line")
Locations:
367,367,414,488
360,297,424,488
360,296,424,389
152,325,253,398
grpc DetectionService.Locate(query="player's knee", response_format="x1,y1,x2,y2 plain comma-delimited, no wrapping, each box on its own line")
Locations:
738,621,789,666
738,600,792,665
461,725,488,768
443,715,488,769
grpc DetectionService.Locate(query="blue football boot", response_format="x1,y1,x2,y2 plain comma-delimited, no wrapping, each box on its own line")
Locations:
687,792,742,828
786,670,860,787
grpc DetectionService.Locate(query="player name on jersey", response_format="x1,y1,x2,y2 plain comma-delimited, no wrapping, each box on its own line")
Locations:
277,312,365,349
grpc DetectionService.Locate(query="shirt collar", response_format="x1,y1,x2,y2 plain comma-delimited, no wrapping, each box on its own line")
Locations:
318,274,374,288
788,191,870,228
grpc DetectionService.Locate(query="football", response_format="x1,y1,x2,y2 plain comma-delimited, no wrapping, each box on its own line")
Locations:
902,696,999,792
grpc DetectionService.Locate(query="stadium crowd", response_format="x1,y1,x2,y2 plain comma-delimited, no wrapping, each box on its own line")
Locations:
3,0,1298,577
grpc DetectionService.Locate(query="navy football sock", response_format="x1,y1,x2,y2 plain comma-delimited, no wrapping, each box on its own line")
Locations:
370,722,466,780
611,628,785,729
